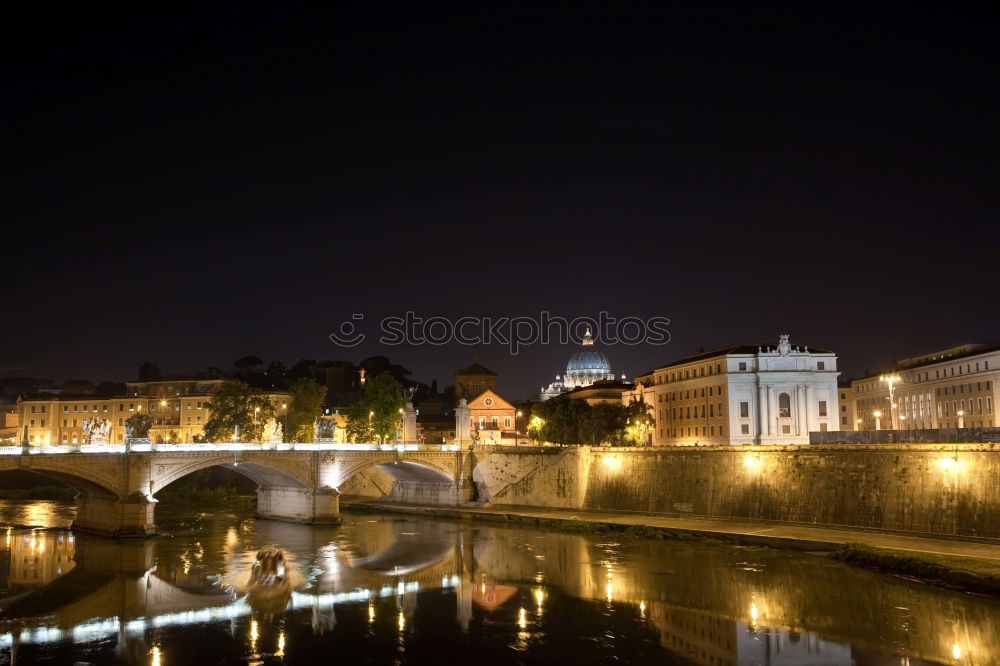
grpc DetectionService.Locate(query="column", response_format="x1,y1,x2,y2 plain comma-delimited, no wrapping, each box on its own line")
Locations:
455,399,472,449
764,386,774,438
402,401,417,444
796,385,807,436
804,384,814,434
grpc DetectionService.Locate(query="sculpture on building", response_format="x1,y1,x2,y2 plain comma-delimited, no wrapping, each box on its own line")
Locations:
124,413,153,442
778,334,792,357
81,418,111,445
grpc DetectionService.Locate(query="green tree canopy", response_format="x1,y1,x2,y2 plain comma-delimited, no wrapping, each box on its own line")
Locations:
529,399,638,446
345,373,406,443
203,380,276,443
285,378,328,443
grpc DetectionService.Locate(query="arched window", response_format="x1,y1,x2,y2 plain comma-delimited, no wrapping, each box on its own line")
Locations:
778,393,792,418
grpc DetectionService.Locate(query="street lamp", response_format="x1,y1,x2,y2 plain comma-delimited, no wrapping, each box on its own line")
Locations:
957,410,965,429
879,374,902,430
873,410,882,431
855,418,862,431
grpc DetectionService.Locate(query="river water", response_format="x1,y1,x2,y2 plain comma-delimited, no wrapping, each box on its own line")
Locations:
0,500,998,665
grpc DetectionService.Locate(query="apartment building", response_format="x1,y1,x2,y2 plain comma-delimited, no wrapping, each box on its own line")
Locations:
851,343,997,430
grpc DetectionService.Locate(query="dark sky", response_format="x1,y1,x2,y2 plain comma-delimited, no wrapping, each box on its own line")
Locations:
4,3,998,398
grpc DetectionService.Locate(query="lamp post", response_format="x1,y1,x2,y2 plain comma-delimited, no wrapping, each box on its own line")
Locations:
855,418,862,431
879,374,902,430
368,410,374,444
873,410,882,431
957,410,965,429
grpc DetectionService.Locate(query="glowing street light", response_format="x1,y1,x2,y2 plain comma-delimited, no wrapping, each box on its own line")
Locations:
873,410,882,431
879,374,902,430
957,409,965,429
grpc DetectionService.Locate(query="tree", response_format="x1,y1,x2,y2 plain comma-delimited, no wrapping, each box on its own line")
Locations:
203,380,276,443
345,373,406,443
266,360,287,377
529,399,634,446
622,398,654,446
285,378,327,443
233,356,264,370
138,362,161,381
288,358,318,381
94,381,127,397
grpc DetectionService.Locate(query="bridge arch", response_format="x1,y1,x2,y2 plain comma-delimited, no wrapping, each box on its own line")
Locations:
150,455,312,496
334,457,454,489
0,461,121,498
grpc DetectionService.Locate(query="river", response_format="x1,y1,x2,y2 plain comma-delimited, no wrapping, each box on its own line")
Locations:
0,499,997,665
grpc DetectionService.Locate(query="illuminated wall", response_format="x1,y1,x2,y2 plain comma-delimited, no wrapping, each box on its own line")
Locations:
584,445,1000,539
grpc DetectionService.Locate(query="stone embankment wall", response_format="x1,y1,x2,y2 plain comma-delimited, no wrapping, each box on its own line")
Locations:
387,444,1000,540
583,444,1000,539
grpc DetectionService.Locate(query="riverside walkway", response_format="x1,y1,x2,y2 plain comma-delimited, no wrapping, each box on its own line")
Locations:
346,501,1000,564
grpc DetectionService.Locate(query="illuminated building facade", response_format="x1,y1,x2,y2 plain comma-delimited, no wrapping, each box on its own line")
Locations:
15,378,290,445
626,335,839,446
850,343,998,430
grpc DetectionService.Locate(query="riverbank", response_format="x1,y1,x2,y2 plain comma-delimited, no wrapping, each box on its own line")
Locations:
343,500,1000,596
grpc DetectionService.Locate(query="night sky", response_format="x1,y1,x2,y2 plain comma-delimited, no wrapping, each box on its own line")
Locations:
5,4,998,398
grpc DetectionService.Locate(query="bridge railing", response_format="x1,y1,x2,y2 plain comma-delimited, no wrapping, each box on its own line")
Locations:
0,442,464,455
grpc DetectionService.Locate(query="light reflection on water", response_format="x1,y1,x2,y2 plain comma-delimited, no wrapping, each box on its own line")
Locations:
0,502,997,665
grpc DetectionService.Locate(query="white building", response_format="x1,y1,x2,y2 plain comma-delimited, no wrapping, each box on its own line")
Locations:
627,334,840,446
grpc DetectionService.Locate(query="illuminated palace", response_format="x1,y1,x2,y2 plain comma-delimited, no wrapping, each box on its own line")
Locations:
849,343,998,430
15,378,290,446
625,335,840,446
539,327,619,401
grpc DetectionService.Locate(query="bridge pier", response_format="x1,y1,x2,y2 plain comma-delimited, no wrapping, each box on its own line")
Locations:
256,486,342,525
73,492,157,538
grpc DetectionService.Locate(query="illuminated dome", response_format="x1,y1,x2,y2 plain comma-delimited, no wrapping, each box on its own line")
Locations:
563,327,615,389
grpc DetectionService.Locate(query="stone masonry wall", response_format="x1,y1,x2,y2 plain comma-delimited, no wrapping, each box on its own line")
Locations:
583,445,1000,539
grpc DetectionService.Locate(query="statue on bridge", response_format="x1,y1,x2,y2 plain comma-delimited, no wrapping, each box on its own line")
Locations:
261,418,283,445
124,413,153,444
81,418,112,445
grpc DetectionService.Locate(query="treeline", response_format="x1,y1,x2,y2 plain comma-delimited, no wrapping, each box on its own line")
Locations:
528,399,652,446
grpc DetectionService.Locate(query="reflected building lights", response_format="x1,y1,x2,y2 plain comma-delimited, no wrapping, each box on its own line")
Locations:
150,645,162,666
952,642,961,660
276,632,285,658
518,607,527,630
368,601,376,624
397,609,405,632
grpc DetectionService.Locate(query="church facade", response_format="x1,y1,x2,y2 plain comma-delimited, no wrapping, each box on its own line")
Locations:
626,335,840,446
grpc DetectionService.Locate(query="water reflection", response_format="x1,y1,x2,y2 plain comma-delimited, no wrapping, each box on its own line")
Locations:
0,505,996,665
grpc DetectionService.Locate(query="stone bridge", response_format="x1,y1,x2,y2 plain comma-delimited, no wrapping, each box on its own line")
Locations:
0,445,571,536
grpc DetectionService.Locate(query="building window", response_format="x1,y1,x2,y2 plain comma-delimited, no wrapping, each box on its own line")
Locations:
818,400,827,417
738,362,747,371
778,393,792,417
841,416,847,425
782,424,791,434
820,423,828,432
504,417,511,428
741,424,750,435
739,401,749,418
817,362,825,370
